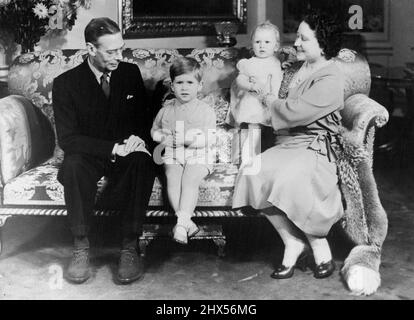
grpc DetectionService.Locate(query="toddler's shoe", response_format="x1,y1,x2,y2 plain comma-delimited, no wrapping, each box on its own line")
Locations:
173,224,188,244
187,219,200,238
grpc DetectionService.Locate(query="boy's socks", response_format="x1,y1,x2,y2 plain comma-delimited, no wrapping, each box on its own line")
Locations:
176,211,199,237
176,210,192,227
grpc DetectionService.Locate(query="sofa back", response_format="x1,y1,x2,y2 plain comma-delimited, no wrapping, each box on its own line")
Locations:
7,48,251,127
8,47,371,121
6,47,371,162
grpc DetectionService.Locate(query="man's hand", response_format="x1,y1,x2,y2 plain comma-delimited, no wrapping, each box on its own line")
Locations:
114,143,129,157
114,142,151,157
123,135,145,153
133,144,151,156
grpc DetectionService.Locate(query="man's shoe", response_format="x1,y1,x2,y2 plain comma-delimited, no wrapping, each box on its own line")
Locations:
66,248,90,284
117,248,144,284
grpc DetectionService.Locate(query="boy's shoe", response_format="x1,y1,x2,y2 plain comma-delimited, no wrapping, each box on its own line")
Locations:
187,220,200,238
66,247,90,284
173,224,188,244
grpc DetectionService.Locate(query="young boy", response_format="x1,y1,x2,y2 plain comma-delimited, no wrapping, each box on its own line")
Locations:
151,57,217,244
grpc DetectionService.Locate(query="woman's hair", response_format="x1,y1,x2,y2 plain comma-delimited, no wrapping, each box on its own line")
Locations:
303,10,343,60
170,57,202,82
251,21,280,48
84,17,120,46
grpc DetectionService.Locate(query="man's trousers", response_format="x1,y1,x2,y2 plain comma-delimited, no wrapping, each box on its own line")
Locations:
58,152,155,238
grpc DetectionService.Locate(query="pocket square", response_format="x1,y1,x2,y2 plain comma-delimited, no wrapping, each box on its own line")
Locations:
127,95,134,100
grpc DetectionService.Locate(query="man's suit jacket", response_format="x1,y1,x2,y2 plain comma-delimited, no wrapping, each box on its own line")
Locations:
52,59,152,161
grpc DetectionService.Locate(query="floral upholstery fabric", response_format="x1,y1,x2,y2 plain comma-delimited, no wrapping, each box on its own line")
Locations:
3,161,238,207
188,48,247,94
7,48,245,124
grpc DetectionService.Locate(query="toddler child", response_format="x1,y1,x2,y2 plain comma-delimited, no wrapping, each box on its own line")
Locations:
226,21,283,166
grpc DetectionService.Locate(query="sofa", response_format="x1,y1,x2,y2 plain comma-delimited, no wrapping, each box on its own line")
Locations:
0,46,389,294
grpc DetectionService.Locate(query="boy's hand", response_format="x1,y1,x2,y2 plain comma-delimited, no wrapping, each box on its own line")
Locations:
173,127,185,148
173,133,185,148
162,134,174,148
160,128,173,136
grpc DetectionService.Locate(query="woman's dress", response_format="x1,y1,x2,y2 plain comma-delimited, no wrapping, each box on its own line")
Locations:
231,62,345,236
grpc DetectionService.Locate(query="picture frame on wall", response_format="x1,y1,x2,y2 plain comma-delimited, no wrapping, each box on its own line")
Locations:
118,0,247,39
283,0,390,43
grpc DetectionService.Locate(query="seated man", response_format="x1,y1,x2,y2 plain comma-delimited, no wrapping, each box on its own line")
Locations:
52,17,155,284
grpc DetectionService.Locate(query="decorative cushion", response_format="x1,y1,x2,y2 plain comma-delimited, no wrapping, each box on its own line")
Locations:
188,47,248,94
3,158,239,207
8,50,87,125
123,48,182,91
0,96,31,183
8,50,88,156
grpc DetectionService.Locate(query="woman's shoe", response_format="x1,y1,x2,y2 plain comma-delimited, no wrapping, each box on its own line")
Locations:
172,224,188,244
270,250,311,279
271,264,295,279
313,260,335,279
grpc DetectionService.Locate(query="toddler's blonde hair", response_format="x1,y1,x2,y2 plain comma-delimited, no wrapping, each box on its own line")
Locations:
251,21,280,49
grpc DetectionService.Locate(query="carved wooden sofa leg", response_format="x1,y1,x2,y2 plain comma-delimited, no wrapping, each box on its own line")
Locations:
138,222,228,257
213,237,226,257
138,237,152,257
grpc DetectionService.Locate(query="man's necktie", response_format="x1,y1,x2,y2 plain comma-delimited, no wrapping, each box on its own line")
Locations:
101,72,110,99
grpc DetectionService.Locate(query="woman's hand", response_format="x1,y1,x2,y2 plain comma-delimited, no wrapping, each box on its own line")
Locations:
282,61,294,70
261,92,278,108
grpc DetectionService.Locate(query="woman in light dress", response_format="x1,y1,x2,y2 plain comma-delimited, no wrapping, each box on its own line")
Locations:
232,11,344,280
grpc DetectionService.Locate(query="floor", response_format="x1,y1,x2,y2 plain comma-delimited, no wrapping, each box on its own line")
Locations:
0,119,413,300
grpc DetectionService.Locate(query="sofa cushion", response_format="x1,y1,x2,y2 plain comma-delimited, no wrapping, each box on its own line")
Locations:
124,48,182,91
187,48,245,94
0,95,55,184
0,96,31,184
3,156,239,207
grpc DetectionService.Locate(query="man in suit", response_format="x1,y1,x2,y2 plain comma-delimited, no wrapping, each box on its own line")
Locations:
52,17,155,284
